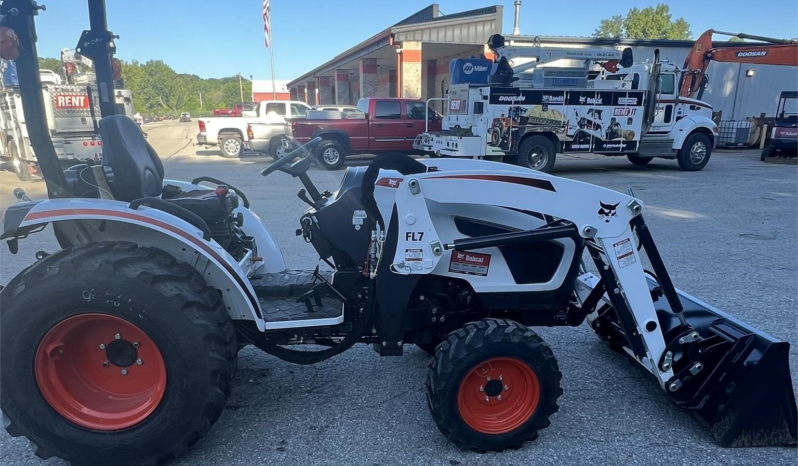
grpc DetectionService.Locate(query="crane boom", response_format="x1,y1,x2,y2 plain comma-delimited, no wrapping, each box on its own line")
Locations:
680,29,798,99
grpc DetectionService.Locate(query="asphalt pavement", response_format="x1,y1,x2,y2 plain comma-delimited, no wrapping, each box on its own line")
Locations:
1,121,796,466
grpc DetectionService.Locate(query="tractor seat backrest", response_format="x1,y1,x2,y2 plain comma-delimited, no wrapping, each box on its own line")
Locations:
100,114,164,202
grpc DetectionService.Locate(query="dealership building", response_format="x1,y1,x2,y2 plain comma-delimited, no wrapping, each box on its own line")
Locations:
286,3,796,140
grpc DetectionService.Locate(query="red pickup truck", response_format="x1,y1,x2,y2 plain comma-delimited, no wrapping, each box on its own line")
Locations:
290,97,442,169
213,102,256,117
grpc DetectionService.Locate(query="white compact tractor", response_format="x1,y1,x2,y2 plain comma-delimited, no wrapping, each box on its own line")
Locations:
1,2,796,465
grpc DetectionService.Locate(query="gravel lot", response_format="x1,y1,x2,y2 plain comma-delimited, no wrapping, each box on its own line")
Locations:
1,120,796,466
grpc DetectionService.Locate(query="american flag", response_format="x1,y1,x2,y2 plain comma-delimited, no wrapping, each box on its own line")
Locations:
262,0,271,48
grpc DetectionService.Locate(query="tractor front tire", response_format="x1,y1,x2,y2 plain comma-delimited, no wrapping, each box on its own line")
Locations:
425,319,562,452
0,242,236,466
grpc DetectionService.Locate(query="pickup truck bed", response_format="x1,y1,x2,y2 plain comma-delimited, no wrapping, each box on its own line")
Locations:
196,100,310,158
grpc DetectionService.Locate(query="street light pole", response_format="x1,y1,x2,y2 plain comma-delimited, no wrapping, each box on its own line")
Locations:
198,91,203,110
238,73,244,103
250,75,254,102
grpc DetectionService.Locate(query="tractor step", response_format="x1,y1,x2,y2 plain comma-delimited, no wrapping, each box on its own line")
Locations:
259,295,344,330
250,269,333,297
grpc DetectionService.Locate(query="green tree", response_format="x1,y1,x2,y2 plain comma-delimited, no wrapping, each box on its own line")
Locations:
728,36,745,42
593,4,692,40
38,57,64,78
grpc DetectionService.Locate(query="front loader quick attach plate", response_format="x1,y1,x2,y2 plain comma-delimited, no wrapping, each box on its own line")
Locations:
650,277,798,447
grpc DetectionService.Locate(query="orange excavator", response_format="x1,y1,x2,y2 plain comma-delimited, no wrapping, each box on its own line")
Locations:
679,29,798,99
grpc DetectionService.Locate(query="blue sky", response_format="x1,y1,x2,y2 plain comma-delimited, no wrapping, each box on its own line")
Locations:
32,0,798,81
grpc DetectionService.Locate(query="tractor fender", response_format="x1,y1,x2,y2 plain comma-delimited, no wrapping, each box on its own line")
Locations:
669,115,718,150
1,198,266,331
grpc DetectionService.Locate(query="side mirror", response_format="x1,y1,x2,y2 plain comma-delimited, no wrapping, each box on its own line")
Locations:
0,27,20,60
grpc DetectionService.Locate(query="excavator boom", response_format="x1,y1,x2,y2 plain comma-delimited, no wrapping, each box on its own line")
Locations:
680,29,798,99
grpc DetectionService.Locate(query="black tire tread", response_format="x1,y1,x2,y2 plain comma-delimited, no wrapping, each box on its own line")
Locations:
425,318,562,453
1,242,236,466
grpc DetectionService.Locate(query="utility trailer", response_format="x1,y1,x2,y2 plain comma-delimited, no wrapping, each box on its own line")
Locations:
415,35,719,173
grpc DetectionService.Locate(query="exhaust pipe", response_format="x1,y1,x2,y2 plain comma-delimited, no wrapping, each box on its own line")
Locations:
512,1,522,35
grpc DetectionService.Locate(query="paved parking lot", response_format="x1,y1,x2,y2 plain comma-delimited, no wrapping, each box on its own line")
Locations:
1,120,796,465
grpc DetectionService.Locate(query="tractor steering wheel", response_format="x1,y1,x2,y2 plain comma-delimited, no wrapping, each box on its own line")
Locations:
261,137,322,177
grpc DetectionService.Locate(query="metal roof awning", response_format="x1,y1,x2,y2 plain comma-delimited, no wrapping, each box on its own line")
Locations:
287,4,502,88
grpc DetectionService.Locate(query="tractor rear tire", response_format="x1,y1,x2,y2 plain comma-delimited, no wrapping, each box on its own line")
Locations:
425,318,562,452
0,242,237,466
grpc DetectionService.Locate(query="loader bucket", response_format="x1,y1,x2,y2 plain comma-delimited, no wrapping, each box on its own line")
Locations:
650,278,798,447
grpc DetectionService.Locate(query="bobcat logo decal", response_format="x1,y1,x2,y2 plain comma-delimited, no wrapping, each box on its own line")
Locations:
598,201,620,222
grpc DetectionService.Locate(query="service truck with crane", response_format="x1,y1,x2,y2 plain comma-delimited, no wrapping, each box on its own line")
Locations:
0,47,135,181
414,34,719,172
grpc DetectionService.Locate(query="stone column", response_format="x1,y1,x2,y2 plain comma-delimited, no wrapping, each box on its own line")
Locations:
305,80,317,106
359,58,378,98
399,41,422,99
317,76,334,105
297,86,306,104
335,70,351,105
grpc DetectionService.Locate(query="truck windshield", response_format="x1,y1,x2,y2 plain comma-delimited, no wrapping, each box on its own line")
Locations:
658,74,675,95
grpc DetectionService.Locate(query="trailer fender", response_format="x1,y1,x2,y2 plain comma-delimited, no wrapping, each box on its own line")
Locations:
669,115,718,150
1,198,266,331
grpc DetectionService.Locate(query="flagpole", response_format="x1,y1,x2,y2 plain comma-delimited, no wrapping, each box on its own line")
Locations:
269,29,276,100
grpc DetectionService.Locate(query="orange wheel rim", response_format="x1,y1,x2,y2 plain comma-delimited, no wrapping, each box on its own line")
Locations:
34,313,167,431
457,357,540,434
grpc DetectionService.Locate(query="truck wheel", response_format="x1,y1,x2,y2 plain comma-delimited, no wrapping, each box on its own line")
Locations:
220,135,243,158
677,133,712,171
1,242,237,466
426,319,562,452
9,142,32,181
269,136,289,160
315,140,346,170
516,136,556,173
627,154,652,166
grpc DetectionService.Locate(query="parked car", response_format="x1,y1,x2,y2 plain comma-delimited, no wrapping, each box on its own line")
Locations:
196,100,311,158
180,112,191,122
289,97,442,170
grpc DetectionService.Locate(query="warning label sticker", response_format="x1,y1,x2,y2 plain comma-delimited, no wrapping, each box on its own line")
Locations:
405,249,423,272
613,238,637,269
449,251,491,277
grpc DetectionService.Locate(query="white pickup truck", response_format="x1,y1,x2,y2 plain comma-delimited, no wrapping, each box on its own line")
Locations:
195,100,311,158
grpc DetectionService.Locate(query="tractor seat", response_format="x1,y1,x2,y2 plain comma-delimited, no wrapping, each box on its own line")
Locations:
99,115,237,246
100,115,165,201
